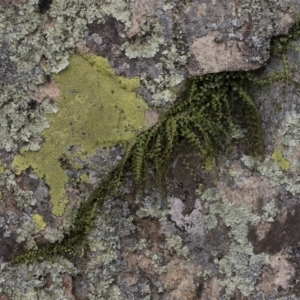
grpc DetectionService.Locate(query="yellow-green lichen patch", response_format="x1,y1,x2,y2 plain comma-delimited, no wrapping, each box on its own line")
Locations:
32,214,47,231
80,173,90,183
272,148,290,171
13,54,149,217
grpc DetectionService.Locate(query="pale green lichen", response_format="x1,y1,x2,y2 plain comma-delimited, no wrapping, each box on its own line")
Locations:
128,238,148,253
12,54,148,217
242,112,300,196
262,199,279,222
0,170,36,210
16,218,40,250
151,253,163,268
139,282,151,300
136,207,167,221
122,18,164,59
162,3,174,11
0,258,78,299
32,214,47,231
197,269,213,280
163,234,190,259
141,44,187,105
100,0,131,30
44,228,65,244
201,188,268,297
204,214,218,230
85,199,134,299
88,280,122,300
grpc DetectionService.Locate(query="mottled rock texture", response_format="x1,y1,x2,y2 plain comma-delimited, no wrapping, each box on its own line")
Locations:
1,0,300,299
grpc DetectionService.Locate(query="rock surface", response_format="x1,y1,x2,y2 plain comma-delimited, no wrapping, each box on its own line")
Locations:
1,0,300,299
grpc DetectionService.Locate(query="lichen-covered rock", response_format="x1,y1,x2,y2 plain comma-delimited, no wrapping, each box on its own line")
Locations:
1,0,300,299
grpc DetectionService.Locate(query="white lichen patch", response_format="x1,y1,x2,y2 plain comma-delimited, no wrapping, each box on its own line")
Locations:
0,170,36,211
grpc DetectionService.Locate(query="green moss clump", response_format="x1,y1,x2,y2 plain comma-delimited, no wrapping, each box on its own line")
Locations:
12,54,148,217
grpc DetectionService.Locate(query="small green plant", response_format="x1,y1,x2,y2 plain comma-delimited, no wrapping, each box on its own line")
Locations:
10,18,300,265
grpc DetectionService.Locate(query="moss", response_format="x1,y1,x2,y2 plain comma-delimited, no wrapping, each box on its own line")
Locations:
32,214,47,231
272,148,290,171
12,54,148,217
128,71,264,186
